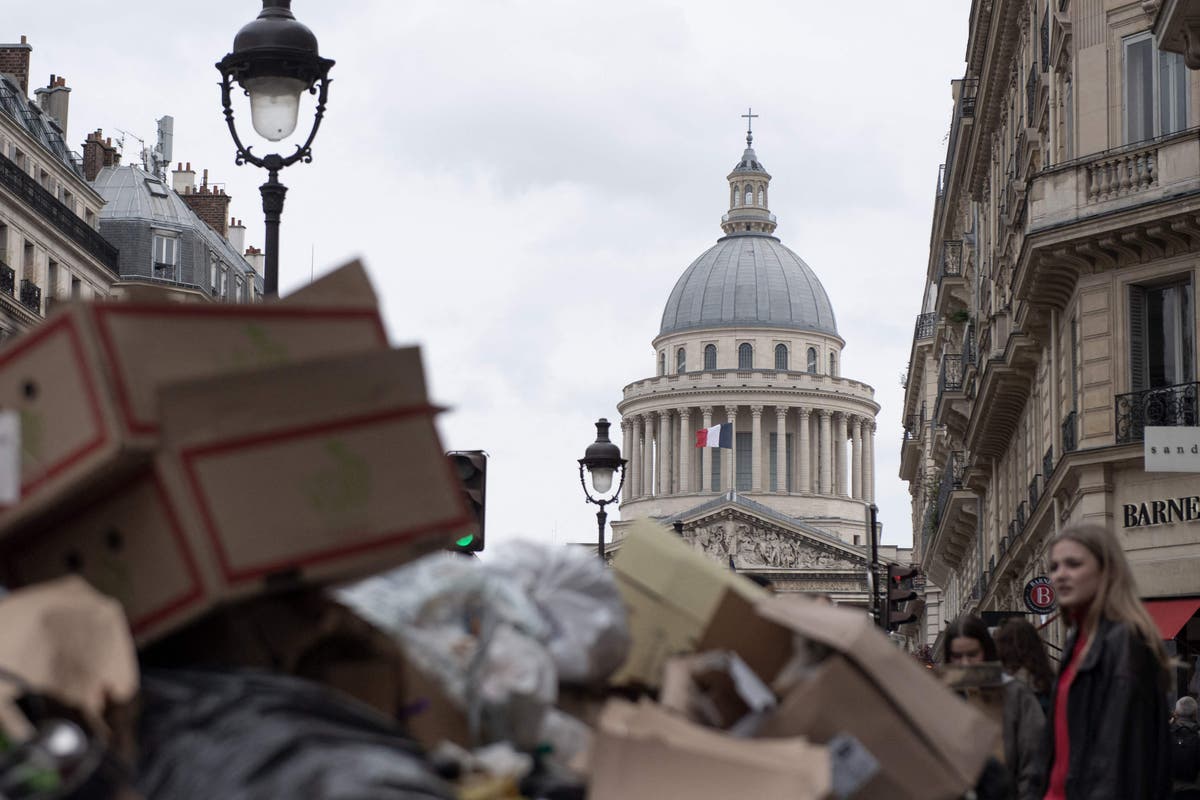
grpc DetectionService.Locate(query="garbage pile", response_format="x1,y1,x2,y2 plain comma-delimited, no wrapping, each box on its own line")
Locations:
0,262,1001,799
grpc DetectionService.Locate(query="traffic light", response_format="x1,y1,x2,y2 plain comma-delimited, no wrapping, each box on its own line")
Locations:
447,451,486,552
886,564,924,631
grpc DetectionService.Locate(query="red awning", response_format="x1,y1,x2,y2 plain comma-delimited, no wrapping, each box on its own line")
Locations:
1143,598,1200,639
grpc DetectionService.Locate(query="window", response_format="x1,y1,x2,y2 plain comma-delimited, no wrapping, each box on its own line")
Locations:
210,258,218,292
1130,278,1193,391
704,344,717,370
85,209,96,229
0,221,7,263
735,431,752,491
769,433,794,492
153,234,177,280
1124,33,1188,143
62,190,73,213
774,343,788,370
807,347,818,374
658,351,666,376
235,277,244,304
854,535,862,546
71,276,81,298
757,187,765,207
733,185,740,207
738,343,753,369
676,347,686,374
220,267,228,298
829,352,837,376
744,188,754,206
23,241,34,279
710,449,721,491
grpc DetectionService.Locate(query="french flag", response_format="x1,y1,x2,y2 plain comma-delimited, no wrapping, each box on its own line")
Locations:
695,422,733,448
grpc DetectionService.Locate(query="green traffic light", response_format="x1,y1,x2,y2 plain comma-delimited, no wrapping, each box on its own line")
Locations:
455,534,475,548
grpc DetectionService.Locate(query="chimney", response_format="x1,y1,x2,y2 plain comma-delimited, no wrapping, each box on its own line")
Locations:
243,246,264,276
227,217,246,253
82,129,120,182
0,36,32,96
171,161,195,195
180,167,231,237
34,74,71,136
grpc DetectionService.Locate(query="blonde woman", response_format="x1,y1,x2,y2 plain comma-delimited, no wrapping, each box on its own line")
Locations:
1040,523,1171,800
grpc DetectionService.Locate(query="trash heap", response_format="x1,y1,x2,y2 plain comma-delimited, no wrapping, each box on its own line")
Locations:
0,262,1001,800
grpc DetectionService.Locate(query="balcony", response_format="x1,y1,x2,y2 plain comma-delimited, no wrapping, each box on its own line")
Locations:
0,262,13,296
940,240,963,281
1028,475,1040,512
1062,409,1078,453
900,411,926,481
0,151,118,274
1043,446,1054,483
1115,382,1199,443
922,451,976,586
19,279,41,314
914,312,937,341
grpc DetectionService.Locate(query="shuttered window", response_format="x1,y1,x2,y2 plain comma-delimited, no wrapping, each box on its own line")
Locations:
1130,279,1194,391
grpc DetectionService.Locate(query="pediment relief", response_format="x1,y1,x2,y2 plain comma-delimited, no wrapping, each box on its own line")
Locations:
681,510,866,572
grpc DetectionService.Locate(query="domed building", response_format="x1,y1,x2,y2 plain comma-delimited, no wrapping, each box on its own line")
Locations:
615,125,883,601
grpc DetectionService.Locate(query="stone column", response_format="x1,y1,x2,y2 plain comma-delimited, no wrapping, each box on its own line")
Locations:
724,405,738,492
658,409,671,496
851,416,863,500
818,409,832,495
621,418,633,502
700,406,713,493
631,415,643,498
835,412,848,497
775,406,788,493
643,413,655,497
750,405,764,492
867,421,877,502
678,408,691,494
797,407,811,493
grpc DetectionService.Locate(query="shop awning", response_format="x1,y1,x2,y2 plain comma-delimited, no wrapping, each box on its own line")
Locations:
1143,598,1200,639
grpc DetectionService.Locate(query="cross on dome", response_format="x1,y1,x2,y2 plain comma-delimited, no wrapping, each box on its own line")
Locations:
724,112,775,235
742,107,758,146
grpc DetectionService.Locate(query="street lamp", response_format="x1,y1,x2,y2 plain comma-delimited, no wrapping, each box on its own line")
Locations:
578,418,627,561
217,0,334,297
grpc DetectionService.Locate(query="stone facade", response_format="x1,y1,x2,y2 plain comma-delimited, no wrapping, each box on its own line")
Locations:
901,0,1200,667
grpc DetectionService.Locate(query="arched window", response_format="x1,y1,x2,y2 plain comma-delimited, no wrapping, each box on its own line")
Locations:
659,351,666,376
744,187,754,206
775,343,788,371
732,185,740,207
676,347,686,374
704,344,717,370
807,347,818,374
829,352,837,376
738,343,753,369
757,187,765,207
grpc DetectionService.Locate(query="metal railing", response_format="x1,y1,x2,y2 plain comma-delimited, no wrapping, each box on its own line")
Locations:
1027,64,1038,122
941,240,963,279
903,413,922,442
1043,446,1054,484
939,355,964,395
962,324,977,369
1041,11,1050,71
1062,410,1078,453
0,151,119,273
1016,501,1027,534
0,262,13,296
1115,382,1200,443
1028,475,1040,512
18,279,40,314
935,450,966,529
961,79,978,118
914,312,937,340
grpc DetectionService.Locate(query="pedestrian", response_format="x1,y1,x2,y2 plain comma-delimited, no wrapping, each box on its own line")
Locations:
994,617,1056,717
944,614,1045,800
1040,523,1172,800
1171,696,1200,800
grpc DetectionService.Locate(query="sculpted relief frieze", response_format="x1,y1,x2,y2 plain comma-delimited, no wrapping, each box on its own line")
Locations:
683,519,862,571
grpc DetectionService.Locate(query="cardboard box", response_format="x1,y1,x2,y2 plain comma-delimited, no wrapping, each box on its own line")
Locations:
751,597,999,800
589,699,830,800
0,348,470,643
610,520,766,686
0,261,387,538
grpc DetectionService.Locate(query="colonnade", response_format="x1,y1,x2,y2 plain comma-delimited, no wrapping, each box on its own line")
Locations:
620,404,876,503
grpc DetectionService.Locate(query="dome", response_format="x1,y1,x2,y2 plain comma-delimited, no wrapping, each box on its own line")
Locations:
659,233,838,337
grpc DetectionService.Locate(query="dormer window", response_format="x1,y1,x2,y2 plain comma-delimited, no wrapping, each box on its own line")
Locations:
153,233,177,281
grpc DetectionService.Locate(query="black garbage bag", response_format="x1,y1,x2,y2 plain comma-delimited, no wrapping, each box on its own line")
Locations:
136,669,454,800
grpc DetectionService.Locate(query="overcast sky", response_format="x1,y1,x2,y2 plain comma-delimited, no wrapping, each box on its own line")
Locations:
9,1,969,548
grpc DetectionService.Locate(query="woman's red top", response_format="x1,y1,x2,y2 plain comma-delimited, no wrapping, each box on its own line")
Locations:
1043,625,1089,800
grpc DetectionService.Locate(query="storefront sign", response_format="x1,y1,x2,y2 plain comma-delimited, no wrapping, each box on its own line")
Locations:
1144,427,1200,472
1123,495,1200,528
1024,577,1056,614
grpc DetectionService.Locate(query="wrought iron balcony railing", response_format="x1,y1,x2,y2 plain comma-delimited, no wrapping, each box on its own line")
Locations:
1043,446,1054,484
935,450,966,527
0,262,13,296
961,79,978,118
1026,64,1038,122
1041,11,1050,71
1016,501,1027,534
1028,475,1040,512
19,279,41,314
0,151,118,273
1115,382,1200,443
1062,410,1078,453
941,240,963,280
939,355,964,396
914,312,937,340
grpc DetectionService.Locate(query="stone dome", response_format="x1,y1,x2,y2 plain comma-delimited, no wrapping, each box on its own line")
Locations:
659,233,838,337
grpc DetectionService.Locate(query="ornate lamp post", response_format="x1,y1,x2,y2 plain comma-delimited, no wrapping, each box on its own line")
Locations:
217,0,334,297
578,418,626,560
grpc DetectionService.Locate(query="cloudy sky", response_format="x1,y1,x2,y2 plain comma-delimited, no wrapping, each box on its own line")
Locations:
9,1,968,548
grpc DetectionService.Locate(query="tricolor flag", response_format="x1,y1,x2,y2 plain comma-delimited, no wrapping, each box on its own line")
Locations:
695,422,733,448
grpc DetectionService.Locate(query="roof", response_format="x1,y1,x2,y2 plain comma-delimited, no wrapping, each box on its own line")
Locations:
92,164,259,286
659,233,838,337
0,75,85,179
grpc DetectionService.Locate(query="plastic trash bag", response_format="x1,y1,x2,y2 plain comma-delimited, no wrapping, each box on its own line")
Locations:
488,541,630,685
136,669,453,800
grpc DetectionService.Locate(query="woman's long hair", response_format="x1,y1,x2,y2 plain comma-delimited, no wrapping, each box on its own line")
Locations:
1049,523,1170,673
993,617,1056,694
941,614,998,663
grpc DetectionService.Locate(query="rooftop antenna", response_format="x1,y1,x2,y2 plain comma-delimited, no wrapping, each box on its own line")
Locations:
114,128,145,166
153,116,174,181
